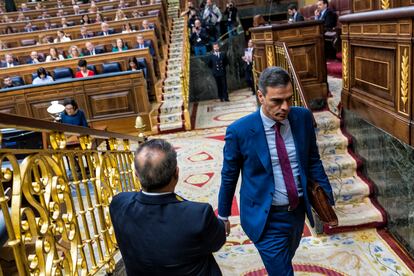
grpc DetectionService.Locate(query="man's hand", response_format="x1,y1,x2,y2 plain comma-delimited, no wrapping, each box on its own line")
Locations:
314,9,320,17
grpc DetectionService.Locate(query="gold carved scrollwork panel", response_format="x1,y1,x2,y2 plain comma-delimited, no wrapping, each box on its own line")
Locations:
398,46,410,115
265,45,275,67
342,41,349,90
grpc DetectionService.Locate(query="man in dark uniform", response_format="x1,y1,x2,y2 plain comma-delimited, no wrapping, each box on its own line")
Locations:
110,139,226,276
208,42,229,102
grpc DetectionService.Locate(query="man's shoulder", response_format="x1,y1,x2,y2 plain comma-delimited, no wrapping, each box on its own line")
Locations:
110,192,137,207
228,110,259,130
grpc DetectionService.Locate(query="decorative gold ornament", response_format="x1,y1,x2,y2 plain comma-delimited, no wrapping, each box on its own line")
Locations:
266,45,274,67
381,0,390,9
400,48,409,113
79,135,93,150
49,132,67,150
342,41,349,89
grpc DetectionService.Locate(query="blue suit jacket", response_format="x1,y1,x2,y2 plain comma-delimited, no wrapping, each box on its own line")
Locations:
110,191,226,276
218,107,334,243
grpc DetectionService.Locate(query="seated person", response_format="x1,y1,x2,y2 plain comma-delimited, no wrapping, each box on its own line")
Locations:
28,51,44,64
135,34,155,56
54,30,71,43
16,12,27,22
20,3,30,11
61,17,69,28
84,42,105,56
95,13,104,24
56,9,65,18
287,4,304,23
80,14,91,25
79,26,93,39
0,40,7,50
112,38,128,52
127,57,139,71
73,5,81,15
122,23,135,33
2,76,15,89
98,22,114,36
35,2,43,11
60,98,88,127
109,139,226,275
314,0,337,31
32,67,54,85
1,53,19,68
75,59,95,78
43,21,52,30
115,9,128,21
67,45,84,59
141,19,153,30
46,47,65,62
119,0,128,9
24,22,35,32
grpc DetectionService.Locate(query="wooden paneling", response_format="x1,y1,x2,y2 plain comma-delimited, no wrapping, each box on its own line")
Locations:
250,21,328,103
340,7,414,145
0,71,152,133
352,0,414,12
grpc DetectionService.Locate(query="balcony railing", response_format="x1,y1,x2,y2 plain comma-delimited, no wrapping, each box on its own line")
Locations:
0,113,141,275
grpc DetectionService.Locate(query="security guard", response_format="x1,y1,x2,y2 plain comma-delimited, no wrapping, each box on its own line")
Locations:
208,42,229,102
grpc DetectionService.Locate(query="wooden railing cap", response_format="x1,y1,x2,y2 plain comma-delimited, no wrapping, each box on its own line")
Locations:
249,20,323,33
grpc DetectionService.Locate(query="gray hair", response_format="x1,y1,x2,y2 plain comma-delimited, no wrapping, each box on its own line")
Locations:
258,66,291,96
134,139,177,191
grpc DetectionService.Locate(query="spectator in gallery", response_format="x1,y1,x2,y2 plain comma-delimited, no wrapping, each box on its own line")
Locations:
141,19,152,30
119,0,128,9
46,47,65,62
127,57,139,71
0,41,7,50
61,17,70,28
61,98,89,127
112,38,128,52
32,67,54,85
1,15,12,24
80,14,91,25
287,3,304,23
135,34,155,56
43,21,52,30
20,3,30,11
56,0,65,8
115,9,128,21
28,51,44,64
2,76,15,89
24,22,35,32
79,26,93,39
202,0,222,41
84,42,104,56
56,9,65,18
54,30,71,43
75,59,95,78
98,22,114,36
0,53,19,68
67,45,84,59
35,2,43,11
122,23,135,33
223,0,238,37
16,12,27,22
73,5,81,15
95,12,104,23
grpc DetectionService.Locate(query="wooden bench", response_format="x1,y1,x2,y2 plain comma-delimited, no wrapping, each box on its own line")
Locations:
0,70,153,133
0,48,158,99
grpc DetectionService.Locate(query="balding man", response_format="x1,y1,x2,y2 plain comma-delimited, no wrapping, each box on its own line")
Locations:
110,139,226,276
135,34,155,56
98,22,114,36
84,42,105,56
27,51,43,64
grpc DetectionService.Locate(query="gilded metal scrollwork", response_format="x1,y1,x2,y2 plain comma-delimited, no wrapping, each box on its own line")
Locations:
266,45,275,67
342,41,349,89
381,0,390,9
400,48,409,113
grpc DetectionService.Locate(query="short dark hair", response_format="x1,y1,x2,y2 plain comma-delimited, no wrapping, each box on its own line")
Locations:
63,98,78,110
319,0,329,6
134,139,177,192
78,59,87,67
37,67,47,77
258,66,291,96
287,4,297,11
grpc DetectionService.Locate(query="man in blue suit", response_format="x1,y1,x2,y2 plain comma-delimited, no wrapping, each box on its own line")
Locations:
218,67,334,276
110,139,226,276
314,0,337,31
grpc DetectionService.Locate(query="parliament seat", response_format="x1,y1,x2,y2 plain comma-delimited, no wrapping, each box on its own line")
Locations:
102,62,121,73
136,57,148,78
53,67,73,80
10,76,25,87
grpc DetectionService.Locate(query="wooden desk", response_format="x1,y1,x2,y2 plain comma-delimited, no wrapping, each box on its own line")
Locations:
0,48,157,99
0,70,153,134
340,6,414,145
250,20,328,103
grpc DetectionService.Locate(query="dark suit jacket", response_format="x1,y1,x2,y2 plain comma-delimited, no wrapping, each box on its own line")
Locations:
110,192,226,276
207,52,228,77
0,61,19,68
218,107,334,243
97,29,115,36
190,28,209,47
83,48,105,56
293,12,304,22
318,8,337,30
79,33,93,39
135,40,155,56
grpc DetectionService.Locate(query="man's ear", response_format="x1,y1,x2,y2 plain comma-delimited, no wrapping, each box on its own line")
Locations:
257,90,265,104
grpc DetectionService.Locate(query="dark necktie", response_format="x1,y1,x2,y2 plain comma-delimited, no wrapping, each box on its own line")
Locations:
275,122,299,209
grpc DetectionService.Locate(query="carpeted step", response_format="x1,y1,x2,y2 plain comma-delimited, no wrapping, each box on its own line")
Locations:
314,111,340,134
330,175,370,203
163,92,183,101
317,130,348,156
158,121,183,132
322,153,357,179
158,112,183,124
159,100,183,114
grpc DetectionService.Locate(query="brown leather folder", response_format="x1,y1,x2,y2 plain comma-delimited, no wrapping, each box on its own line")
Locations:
307,179,338,227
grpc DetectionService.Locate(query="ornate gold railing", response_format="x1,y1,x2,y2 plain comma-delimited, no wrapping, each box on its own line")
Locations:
274,42,309,109
181,15,191,130
0,113,141,275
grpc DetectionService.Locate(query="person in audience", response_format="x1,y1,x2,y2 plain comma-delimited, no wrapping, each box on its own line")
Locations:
181,1,197,17
112,38,128,52
32,67,54,85
35,2,43,11
127,57,139,71
56,9,65,18
54,30,71,43
1,53,19,68
0,41,7,50
95,12,104,23
89,4,98,14
131,9,141,18
24,22,35,32
187,9,199,29
80,26,93,39
2,76,15,89
38,35,53,45
115,9,128,21
208,42,229,102
43,21,52,30
28,51,44,64
98,22,114,36
314,0,337,31
61,98,88,127
242,39,255,95
141,20,153,30
75,59,95,78
67,46,84,59
61,17,69,28
223,0,238,37
135,34,155,56
84,42,105,55
190,19,208,56
202,0,222,42
136,0,143,6
56,0,65,8
287,3,304,23
122,23,135,33
4,26,14,34
80,14,91,25
1,15,13,24
119,0,127,9
16,12,27,22
46,47,65,62
73,5,81,15
20,3,30,11
38,11,50,19
109,139,226,275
